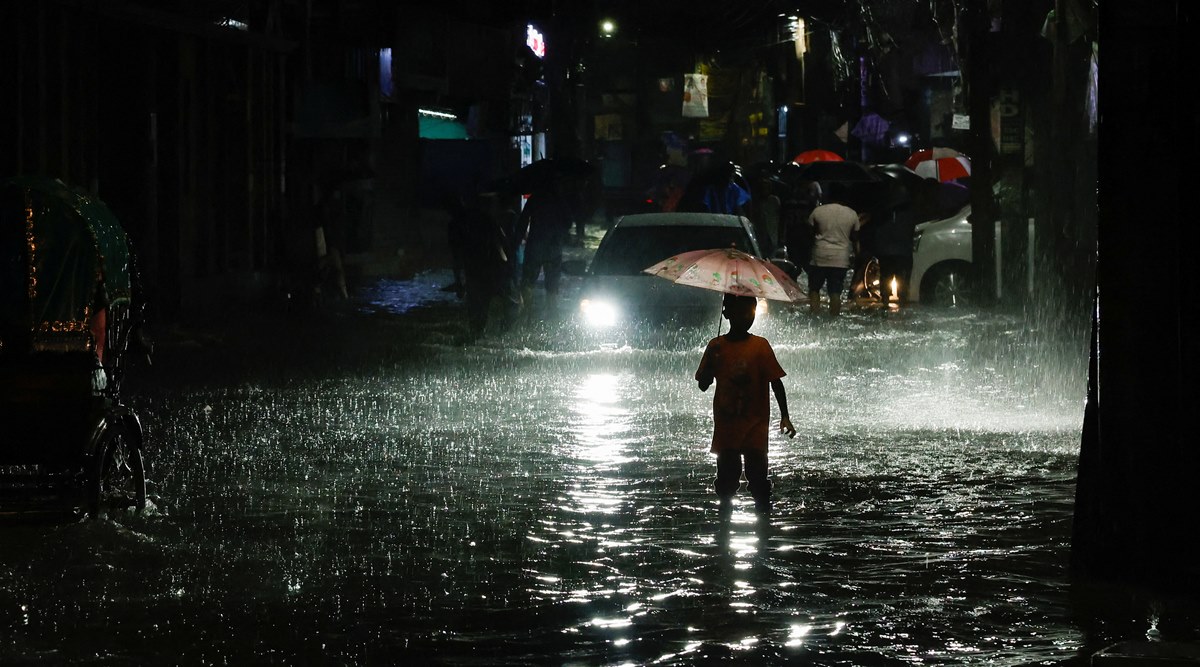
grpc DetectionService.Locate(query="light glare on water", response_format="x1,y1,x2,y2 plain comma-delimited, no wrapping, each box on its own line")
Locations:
3,280,1198,665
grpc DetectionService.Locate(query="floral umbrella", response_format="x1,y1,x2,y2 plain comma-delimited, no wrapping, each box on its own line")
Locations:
643,247,805,303
793,149,844,164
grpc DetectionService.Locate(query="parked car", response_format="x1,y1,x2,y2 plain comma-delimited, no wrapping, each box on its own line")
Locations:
575,212,769,342
910,204,973,306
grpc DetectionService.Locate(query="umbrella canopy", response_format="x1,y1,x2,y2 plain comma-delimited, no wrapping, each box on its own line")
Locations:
0,176,132,334
793,149,844,164
872,164,972,217
791,160,877,184
872,163,925,187
912,155,971,182
904,147,962,170
643,247,805,302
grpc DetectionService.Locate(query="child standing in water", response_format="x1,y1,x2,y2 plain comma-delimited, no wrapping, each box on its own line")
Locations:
695,294,796,510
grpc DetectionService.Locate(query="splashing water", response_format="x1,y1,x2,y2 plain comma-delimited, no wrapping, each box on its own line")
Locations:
4,280,1196,665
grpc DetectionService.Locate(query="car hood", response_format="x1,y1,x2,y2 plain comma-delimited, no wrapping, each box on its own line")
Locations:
915,205,972,233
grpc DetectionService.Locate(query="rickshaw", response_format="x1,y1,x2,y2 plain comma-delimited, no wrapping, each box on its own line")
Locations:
1,176,148,518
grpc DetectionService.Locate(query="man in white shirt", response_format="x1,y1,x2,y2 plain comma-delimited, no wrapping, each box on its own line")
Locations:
806,184,861,317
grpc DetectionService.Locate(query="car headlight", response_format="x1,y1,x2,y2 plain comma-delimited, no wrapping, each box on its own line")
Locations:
580,298,619,327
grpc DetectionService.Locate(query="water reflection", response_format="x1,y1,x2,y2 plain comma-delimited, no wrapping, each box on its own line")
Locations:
358,270,459,315
5,287,1200,664
570,372,634,470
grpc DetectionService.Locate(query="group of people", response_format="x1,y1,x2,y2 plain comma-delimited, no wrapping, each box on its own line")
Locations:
784,180,920,317
443,172,585,341
650,150,921,317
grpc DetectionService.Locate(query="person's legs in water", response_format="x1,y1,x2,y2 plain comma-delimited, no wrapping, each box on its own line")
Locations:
744,450,772,510
327,247,349,300
542,242,564,319
850,254,871,303
520,237,564,320
499,277,522,331
520,245,544,322
714,450,743,501
826,267,847,317
465,284,492,341
807,267,828,315
503,280,522,330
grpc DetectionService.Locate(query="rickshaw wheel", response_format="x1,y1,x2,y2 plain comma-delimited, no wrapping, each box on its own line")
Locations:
87,421,147,519
863,257,882,300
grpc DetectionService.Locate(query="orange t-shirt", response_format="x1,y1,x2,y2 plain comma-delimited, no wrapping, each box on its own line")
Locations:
695,333,786,453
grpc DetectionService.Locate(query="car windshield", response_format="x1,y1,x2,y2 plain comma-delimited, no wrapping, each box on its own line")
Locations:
591,224,755,276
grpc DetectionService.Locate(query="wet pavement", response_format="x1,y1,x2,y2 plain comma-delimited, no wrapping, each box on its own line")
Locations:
3,225,1200,665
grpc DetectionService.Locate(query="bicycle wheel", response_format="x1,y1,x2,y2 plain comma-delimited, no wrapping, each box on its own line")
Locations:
863,256,882,301
86,420,146,519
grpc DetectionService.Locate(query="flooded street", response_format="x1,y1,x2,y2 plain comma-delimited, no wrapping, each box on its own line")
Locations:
2,269,1197,665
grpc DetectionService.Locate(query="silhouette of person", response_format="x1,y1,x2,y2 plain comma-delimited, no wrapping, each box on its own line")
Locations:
517,180,573,319
870,187,918,309
806,184,860,317
444,193,510,340
695,293,796,511
316,183,349,301
784,180,822,279
701,161,752,216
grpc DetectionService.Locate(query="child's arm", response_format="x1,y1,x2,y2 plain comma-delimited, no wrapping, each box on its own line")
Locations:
771,378,796,438
696,341,719,391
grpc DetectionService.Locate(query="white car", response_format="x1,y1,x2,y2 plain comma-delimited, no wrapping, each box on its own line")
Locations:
909,205,973,306
577,212,767,335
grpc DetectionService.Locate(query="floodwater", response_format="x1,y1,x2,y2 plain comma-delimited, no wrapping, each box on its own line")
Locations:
3,268,1199,665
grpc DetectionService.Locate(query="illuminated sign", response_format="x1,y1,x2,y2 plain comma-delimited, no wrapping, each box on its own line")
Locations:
526,24,546,59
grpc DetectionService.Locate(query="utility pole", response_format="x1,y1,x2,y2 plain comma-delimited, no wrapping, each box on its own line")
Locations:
961,0,997,305
1072,0,1198,595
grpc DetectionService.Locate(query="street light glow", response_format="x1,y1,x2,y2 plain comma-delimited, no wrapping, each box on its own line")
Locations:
792,17,806,58
600,19,616,37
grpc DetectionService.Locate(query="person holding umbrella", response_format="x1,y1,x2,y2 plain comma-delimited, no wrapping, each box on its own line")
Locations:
869,184,919,310
641,247,803,511
806,183,861,317
516,177,575,320
443,191,511,340
694,293,797,512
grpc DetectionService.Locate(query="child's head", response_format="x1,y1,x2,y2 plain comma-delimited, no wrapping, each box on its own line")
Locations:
722,294,757,333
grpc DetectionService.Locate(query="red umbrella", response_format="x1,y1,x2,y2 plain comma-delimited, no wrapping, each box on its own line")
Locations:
793,149,844,164
904,147,963,170
912,155,971,182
